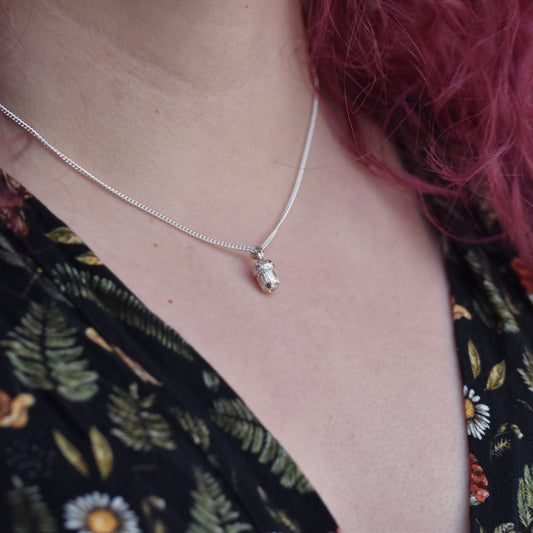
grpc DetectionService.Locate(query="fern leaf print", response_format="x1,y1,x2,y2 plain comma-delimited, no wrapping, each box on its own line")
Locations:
1,301,98,401
51,264,194,360
518,464,533,528
212,398,312,494
186,468,253,533
6,476,58,533
107,383,176,452
168,406,210,452
465,249,519,334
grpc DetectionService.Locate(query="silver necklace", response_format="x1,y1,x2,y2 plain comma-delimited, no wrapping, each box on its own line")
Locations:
0,94,319,294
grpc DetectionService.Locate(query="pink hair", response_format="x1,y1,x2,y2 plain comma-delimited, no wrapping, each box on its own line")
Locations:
304,0,533,264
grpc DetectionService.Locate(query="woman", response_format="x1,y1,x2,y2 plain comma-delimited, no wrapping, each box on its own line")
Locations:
0,1,531,531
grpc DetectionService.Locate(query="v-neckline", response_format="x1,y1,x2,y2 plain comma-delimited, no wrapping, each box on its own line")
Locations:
3,171,478,531
3,173,342,531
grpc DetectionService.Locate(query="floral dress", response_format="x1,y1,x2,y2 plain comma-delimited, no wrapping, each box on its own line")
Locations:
1,168,533,533
448,238,533,533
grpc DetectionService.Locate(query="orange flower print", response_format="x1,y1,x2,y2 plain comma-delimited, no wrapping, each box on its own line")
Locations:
469,453,489,505
0,389,35,429
0,170,31,235
451,296,472,320
511,257,533,301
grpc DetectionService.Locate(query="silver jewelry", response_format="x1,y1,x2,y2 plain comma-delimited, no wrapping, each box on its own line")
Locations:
0,93,318,293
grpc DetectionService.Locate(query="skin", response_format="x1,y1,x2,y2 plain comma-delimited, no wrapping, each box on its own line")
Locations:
0,1,470,530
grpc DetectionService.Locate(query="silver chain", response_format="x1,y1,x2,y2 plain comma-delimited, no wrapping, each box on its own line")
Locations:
0,94,319,257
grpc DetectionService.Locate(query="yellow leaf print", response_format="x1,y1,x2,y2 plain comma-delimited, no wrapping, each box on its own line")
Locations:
53,429,89,477
468,340,481,379
486,360,506,390
90,426,114,480
154,521,167,533
46,226,83,244
75,251,103,265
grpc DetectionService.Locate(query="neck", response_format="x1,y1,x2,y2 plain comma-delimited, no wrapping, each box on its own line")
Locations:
43,1,305,89
0,1,317,241
1,0,311,118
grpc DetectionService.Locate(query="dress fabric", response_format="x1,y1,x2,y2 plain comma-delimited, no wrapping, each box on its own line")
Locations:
1,169,533,533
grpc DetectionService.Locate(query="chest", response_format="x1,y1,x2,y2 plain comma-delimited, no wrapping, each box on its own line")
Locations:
8,153,470,530
92,219,470,532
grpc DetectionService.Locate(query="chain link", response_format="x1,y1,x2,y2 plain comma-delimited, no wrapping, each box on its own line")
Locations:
0,94,318,257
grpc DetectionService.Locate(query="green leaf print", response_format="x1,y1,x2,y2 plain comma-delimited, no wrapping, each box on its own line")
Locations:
0,235,73,306
212,398,313,494
493,524,516,533
465,250,519,334
108,383,176,452
45,226,83,245
186,468,253,533
518,349,533,393
6,476,58,533
1,301,98,401
51,263,194,360
168,406,210,452
0,233,29,270
518,464,533,528
257,486,302,533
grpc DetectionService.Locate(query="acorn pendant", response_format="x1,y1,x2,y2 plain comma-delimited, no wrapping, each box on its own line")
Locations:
251,247,279,293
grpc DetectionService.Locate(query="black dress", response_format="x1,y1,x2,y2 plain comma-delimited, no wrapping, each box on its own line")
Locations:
1,170,532,533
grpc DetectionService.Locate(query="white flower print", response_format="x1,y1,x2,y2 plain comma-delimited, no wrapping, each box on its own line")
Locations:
64,491,141,533
464,386,490,439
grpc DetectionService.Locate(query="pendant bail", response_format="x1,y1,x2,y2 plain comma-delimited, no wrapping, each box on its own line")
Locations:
250,246,264,260
0,90,319,296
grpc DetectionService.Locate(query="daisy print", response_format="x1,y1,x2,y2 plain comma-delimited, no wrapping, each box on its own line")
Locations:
64,492,141,533
464,386,490,439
